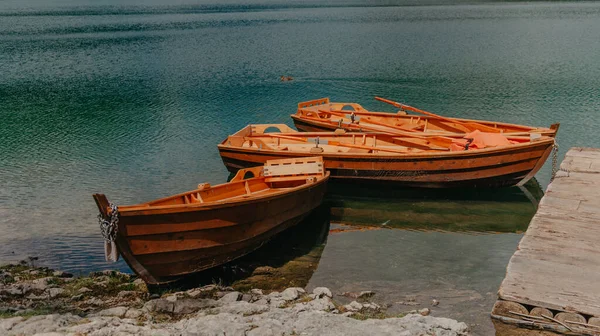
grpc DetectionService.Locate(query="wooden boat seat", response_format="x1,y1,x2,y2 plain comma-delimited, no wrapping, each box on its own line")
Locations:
263,157,324,183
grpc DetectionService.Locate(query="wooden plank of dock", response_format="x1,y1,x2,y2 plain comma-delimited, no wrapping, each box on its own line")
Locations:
497,147,600,319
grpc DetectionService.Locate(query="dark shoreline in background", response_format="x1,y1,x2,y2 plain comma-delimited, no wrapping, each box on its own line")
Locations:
1,0,593,16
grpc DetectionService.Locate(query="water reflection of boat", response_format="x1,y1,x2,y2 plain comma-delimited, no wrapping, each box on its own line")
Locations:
327,179,544,234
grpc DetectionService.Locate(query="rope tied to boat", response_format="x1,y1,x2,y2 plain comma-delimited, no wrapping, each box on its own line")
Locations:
550,141,559,182
98,203,119,242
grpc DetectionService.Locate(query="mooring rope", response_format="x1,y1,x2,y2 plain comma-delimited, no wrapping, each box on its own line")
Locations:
98,203,119,242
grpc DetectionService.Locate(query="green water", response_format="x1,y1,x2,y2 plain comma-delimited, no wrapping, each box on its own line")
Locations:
1,1,599,333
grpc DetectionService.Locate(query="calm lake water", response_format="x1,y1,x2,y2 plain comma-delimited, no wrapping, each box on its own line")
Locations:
1,0,599,334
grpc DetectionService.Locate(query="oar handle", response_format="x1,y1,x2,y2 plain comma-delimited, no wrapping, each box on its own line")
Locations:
374,96,503,133
375,96,403,108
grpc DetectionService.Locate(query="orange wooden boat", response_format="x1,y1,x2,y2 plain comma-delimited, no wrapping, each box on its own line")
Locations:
92,157,329,285
218,124,557,188
292,97,559,137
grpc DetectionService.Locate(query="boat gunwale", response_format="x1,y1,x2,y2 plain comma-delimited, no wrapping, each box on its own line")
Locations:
291,114,559,137
292,110,539,132
218,129,555,160
116,172,330,216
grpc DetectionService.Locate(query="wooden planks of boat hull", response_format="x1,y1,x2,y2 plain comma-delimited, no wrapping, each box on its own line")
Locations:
114,177,328,285
218,140,554,188
136,214,308,279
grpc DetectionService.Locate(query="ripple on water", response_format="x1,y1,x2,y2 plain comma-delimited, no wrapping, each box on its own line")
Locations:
1,2,600,334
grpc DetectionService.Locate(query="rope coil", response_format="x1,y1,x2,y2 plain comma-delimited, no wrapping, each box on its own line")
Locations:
98,203,119,242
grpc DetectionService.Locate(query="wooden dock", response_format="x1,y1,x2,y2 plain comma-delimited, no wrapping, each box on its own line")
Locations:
492,147,600,335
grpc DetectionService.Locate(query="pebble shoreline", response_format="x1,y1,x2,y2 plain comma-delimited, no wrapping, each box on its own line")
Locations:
0,262,470,335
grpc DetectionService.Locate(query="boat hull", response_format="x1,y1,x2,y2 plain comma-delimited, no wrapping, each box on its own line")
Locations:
114,178,328,285
218,140,554,188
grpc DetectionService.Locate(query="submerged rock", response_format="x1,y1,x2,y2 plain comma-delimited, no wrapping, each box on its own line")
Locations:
358,290,375,299
53,271,72,278
341,290,375,299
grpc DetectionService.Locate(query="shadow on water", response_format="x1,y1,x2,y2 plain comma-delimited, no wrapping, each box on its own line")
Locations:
150,204,331,292
326,178,544,234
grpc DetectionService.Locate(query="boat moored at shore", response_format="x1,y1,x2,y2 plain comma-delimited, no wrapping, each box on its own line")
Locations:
218,124,556,188
92,157,329,285
292,97,559,138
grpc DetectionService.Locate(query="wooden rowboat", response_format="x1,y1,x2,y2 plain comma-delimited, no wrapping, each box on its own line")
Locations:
292,97,559,137
92,157,329,285
218,124,557,188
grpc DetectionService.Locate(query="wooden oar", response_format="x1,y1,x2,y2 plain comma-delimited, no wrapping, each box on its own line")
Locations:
317,108,432,133
319,108,500,137
375,96,501,133
317,110,459,144
314,110,447,137
324,110,427,133
308,111,534,142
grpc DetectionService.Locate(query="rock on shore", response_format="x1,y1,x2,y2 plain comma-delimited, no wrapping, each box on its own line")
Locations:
0,263,470,335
